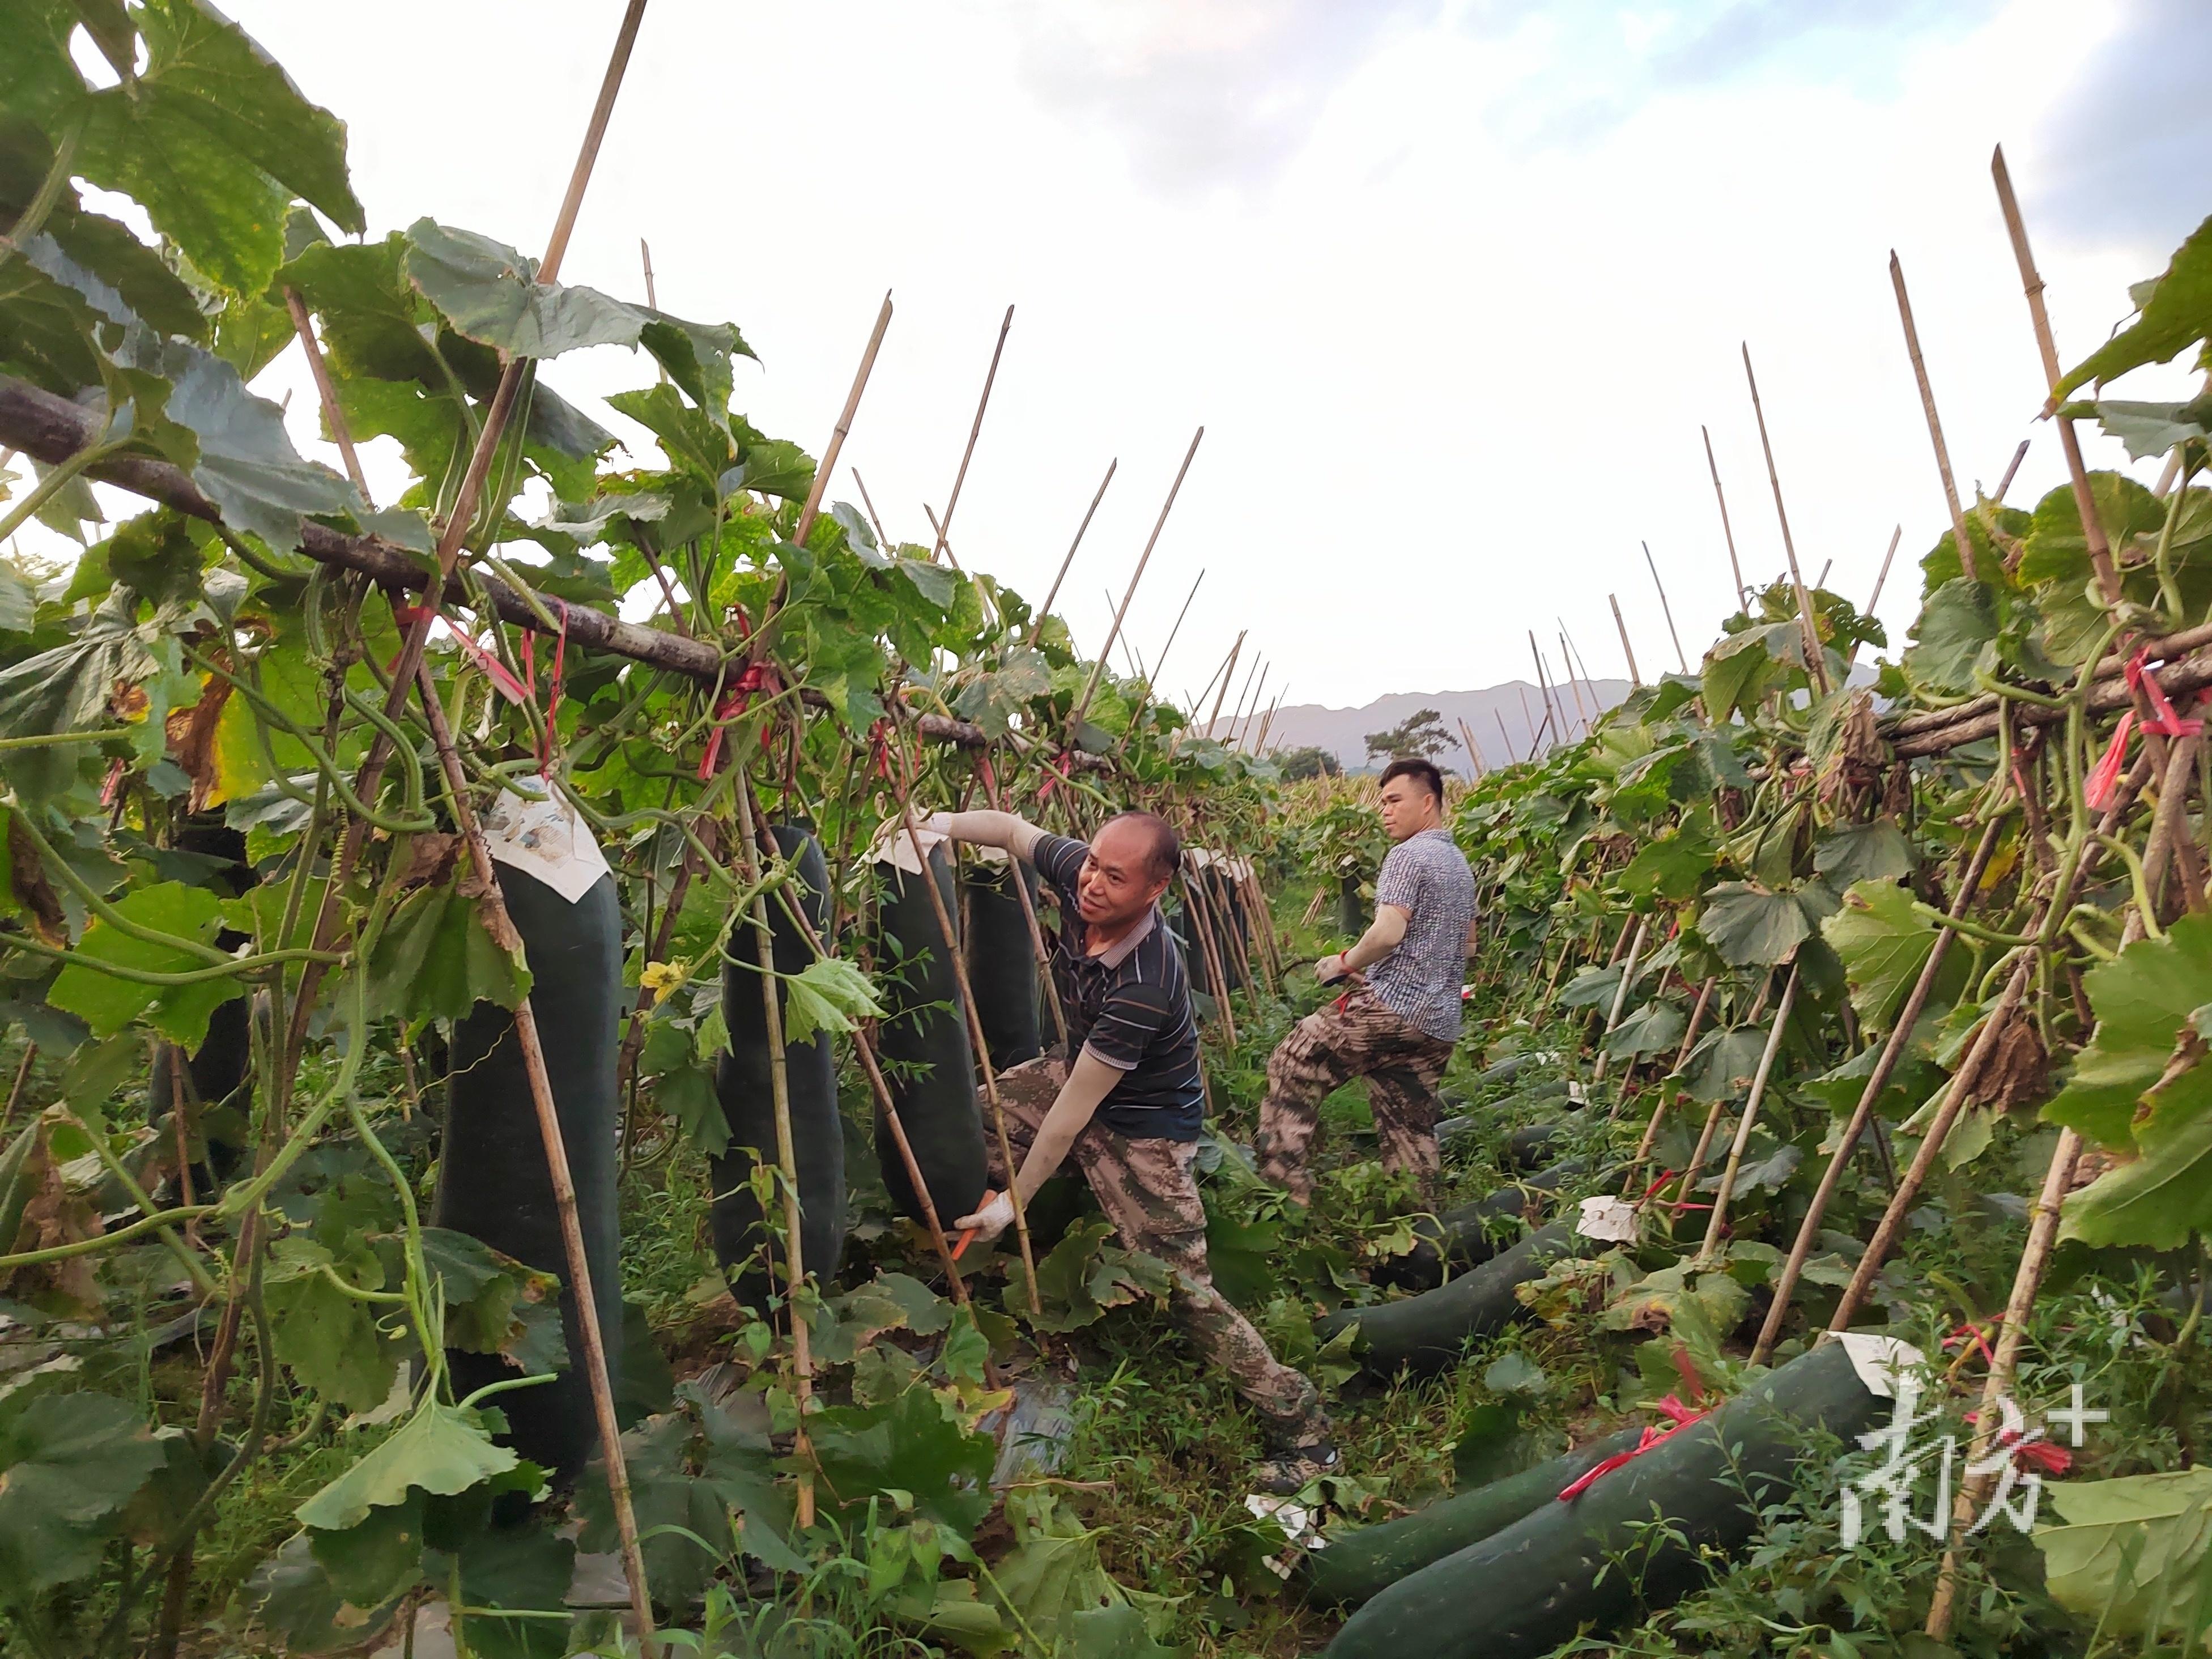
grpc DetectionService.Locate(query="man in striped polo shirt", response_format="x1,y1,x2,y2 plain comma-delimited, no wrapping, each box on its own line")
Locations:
922,806,1337,1491
1256,756,1477,1204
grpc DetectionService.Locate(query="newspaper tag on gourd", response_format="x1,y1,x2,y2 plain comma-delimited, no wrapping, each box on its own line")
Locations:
1575,1194,1641,1244
1833,1332,1925,1401
478,785,610,904
868,816,947,876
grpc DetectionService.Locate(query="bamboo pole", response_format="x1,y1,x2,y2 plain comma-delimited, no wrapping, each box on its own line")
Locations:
1223,651,1265,749
1252,691,1286,756
1609,593,1643,688
1151,569,1205,690
1030,460,1117,644
975,759,1069,1049
1824,952,2037,1333
1890,250,1980,583
1695,963,1800,1266
1742,344,1832,695
769,289,895,626
1558,629,1592,734
1458,717,1484,779
1529,633,1561,742
891,741,1043,1317
1205,632,1247,738
1494,708,1517,767
730,779,818,1526
1752,817,2005,1364
1996,146,2121,605
1228,661,1268,748
1995,439,2031,503
1188,636,1239,736
1702,423,1747,603
1560,623,1602,730
1621,976,1715,1190
1513,688,1537,759
1865,524,1903,619
1589,916,1649,1084
1072,428,1203,728
1180,866,1241,1048
1643,542,1688,674
851,467,894,547
930,303,1014,563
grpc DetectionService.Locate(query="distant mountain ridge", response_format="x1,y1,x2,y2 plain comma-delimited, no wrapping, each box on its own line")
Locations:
1261,680,1632,773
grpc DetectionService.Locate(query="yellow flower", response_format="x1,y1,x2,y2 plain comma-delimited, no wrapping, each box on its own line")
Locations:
640,960,687,1005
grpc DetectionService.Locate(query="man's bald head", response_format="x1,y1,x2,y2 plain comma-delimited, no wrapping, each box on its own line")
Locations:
1099,811,1180,884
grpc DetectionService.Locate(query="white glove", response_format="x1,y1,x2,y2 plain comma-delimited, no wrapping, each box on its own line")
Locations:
917,811,956,838
954,1189,1016,1243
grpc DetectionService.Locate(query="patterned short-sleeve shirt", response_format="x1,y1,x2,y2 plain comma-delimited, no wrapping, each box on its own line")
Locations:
1366,827,1477,1041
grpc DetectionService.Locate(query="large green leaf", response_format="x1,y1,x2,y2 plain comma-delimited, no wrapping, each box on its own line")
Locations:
113,327,363,552
1822,879,1936,1032
295,1398,518,1533
1681,1024,1769,1100
2018,475,2169,665
1618,823,1719,901
75,0,364,293
1696,880,1809,967
404,220,640,360
46,877,244,1049
367,882,530,1025
805,1382,998,1535
576,1384,801,1603
431,1522,577,1659
1605,997,1686,1060
2054,215,2212,399
416,1227,565,1372
0,599,143,797
1813,819,1913,889
263,1233,398,1411
2061,1064,2212,1251
2044,914,2212,1148
0,1390,167,1596
2035,1466,2212,1639
1899,576,1995,697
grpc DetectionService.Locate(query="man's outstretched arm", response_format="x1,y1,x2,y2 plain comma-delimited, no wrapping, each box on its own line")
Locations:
922,809,1045,863
953,1049,1123,1240
1319,903,1409,982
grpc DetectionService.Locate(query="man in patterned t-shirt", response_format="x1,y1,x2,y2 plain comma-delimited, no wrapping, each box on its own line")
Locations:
918,805,1338,1492
1256,757,1477,1204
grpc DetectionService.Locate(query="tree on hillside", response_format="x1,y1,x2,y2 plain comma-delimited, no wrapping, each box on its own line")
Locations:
1363,708,1458,765
1276,745,1340,780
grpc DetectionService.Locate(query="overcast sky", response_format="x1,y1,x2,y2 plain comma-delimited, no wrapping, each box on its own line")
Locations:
57,1,2212,711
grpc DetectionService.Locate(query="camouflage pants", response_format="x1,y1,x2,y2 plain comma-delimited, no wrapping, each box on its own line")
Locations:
992,1057,1325,1442
1255,983,1455,1204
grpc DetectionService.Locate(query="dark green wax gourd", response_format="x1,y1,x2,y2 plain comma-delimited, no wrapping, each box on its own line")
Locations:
1320,1218,1598,1377
712,826,846,1313
1389,1157,1601,1291
147,818,253,1186
1304,1424,1648,1606
872,844,988,1223
962,856,1043,1070
1337,873,1366,937
1325,1339,1905,1659
436,865,623,1483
